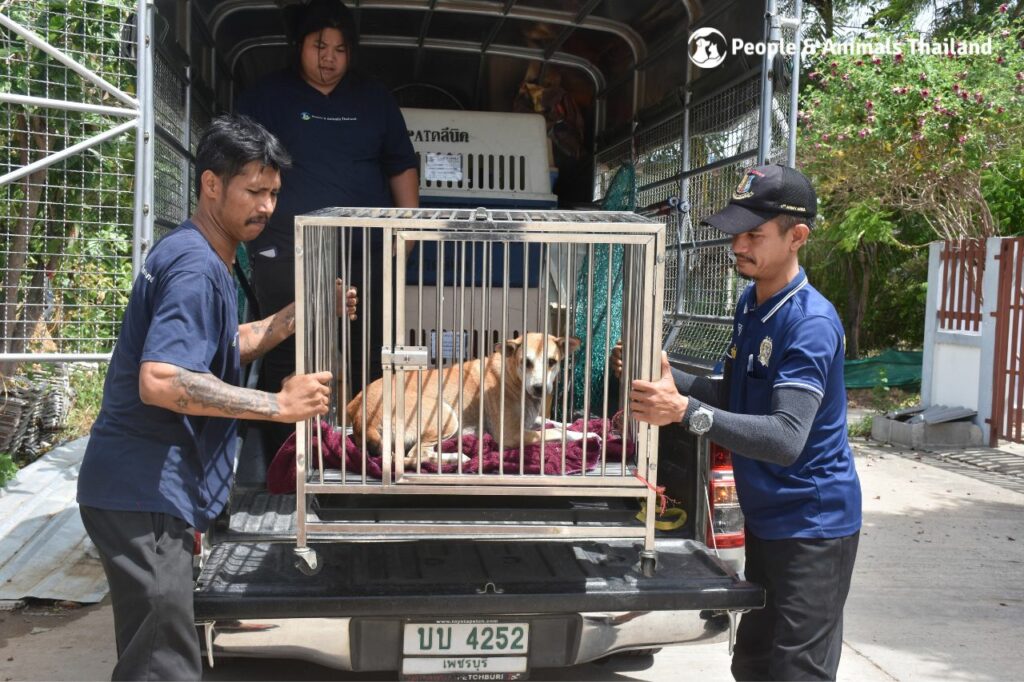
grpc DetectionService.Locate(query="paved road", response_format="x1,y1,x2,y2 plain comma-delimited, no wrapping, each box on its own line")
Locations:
2,441,1022,681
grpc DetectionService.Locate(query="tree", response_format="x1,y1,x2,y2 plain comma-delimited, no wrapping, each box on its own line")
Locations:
867,0,1024,33
801,8,1024,240
805,0,867,39
798,4,1024,354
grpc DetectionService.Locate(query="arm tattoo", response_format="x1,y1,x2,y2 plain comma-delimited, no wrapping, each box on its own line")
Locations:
172,367,280,417
239,309,296,363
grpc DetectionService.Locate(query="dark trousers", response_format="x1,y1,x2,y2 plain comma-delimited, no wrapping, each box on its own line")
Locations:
250,250,385,457
732,530,859,681
80,505,201,681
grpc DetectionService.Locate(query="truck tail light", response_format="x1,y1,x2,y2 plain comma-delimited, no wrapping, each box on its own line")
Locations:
707,443,745,550
194,530,203,555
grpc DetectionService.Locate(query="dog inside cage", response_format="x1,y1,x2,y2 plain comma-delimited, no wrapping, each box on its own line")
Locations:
269,208,663,493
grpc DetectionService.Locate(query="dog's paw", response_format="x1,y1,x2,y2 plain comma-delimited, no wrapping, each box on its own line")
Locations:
439,450,469,465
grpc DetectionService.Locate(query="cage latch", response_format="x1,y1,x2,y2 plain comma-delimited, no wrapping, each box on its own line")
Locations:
381,345,430,370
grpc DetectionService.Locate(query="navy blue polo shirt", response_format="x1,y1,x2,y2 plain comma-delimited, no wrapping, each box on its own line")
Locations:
77,222,241,531
726,268,862,540
236,71,418,259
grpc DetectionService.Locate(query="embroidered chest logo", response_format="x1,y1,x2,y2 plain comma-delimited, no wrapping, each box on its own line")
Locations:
300,112,357,122
758,336,773,367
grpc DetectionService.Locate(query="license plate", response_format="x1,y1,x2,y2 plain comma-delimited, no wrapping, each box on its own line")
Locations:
401,621,529,680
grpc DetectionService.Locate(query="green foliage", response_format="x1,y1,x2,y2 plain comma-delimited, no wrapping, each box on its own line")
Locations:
0,453,18,488
799,7,1024,239
804,0,869,40
64,363,107,441
831,199,901,252
848,414,875,438
870,0,1024,36
982,150,1024,233
804,208,930,355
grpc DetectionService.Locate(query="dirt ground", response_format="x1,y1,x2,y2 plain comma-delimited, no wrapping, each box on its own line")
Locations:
0,599,114,682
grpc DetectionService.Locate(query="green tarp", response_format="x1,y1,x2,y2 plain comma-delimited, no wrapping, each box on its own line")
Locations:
843,349,922,389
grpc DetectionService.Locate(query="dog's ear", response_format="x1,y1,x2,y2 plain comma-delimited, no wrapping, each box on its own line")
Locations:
557,336,582,354
495,337,523,356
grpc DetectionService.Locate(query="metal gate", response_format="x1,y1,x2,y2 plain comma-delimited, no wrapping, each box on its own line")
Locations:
0,1,151,364
990,237,1024,445
937,239,986,333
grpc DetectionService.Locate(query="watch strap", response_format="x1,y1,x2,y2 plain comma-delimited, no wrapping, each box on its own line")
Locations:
683,398,702,429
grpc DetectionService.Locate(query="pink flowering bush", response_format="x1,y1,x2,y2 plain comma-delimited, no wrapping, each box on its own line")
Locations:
798,10,1024,239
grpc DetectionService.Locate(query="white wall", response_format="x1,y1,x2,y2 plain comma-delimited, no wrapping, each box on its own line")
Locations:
930,342,981,411
921,238,1003,444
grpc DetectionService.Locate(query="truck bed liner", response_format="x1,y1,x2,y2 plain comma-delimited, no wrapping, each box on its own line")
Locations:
194,538,762,620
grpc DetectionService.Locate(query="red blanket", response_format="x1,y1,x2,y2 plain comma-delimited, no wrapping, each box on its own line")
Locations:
267,418,631,493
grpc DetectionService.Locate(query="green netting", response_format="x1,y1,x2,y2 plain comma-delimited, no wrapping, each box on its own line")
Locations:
570,164,635,413
235,244,253,323
843,349,922,390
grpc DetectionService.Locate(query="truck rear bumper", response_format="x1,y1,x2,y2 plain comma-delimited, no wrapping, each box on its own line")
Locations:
201,609,735,671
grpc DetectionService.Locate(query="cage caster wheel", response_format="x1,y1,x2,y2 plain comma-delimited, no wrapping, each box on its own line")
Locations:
294,547,322,576
640,551,657,577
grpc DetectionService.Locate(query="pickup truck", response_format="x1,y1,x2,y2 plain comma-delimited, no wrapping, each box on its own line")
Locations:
178,0,793,675
5,0,804,676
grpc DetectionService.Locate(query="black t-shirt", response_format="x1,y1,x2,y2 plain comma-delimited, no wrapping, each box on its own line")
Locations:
77,222,241,531
237,70,418,259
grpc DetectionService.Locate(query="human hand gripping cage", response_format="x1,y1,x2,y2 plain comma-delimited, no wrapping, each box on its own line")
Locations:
289,207,667,564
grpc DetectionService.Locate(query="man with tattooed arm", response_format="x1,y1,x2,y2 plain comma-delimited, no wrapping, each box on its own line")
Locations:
76,114,356,681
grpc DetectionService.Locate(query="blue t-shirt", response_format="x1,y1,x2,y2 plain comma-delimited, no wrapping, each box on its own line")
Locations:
726,268,862,540
236,70,418,259
77,222,241,531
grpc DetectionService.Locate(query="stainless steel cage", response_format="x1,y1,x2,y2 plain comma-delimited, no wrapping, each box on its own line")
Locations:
292,207,665,573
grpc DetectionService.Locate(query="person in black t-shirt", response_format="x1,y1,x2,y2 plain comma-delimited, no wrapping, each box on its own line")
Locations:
78,115,355,681
237,0,419,456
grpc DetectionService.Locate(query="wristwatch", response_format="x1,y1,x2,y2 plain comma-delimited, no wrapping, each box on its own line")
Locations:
688,405,714,435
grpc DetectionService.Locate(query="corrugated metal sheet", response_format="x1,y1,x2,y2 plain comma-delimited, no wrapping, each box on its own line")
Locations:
0,437,108,603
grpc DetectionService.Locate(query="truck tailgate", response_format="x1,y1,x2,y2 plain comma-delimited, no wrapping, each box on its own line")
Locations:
194,538,763,621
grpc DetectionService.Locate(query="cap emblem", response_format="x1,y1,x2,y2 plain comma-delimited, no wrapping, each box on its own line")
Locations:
733,170,763,200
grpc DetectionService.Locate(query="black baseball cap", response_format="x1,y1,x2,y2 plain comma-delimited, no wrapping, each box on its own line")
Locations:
702,164,817,235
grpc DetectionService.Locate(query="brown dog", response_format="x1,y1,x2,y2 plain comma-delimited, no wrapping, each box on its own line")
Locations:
346,333,581,467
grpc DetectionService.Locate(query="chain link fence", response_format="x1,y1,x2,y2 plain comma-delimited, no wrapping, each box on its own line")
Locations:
1,0,139,363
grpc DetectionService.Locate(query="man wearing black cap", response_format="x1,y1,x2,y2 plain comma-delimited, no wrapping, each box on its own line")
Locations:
622,164,861,681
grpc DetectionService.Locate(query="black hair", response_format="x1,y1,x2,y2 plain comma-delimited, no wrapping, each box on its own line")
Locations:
776,213,814,233
289,0,359,71
194,114,291,197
